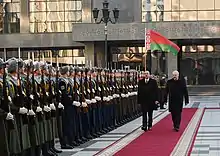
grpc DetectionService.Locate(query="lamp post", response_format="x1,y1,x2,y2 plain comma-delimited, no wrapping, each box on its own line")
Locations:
92,0,119,68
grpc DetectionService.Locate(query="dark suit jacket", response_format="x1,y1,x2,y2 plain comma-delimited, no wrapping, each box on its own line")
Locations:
164,78,189,113
137,78,159,112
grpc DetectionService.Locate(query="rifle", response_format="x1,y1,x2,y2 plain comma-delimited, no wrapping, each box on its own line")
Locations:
55,55,62,116
40,65,50,120
73,68,81,113
26,60,36,125
80,69,88,112
2,62,15,130
95,69,101,97
31,60,43,122
89,70,95,99
84,68,90,99
17,59,28,124
48,65,56,117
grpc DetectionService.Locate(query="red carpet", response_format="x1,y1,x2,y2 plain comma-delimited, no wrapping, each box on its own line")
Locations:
115,108,197,156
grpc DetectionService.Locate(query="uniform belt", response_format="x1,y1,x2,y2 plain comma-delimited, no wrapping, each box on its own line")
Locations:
158,86,166,88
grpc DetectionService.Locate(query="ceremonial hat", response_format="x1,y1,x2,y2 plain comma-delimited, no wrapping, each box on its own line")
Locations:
18,58,24,69
0,58,4,69
74,66,80,73
7,58,17,73
33,61,40,71
69,65,74,74
60,66,69,75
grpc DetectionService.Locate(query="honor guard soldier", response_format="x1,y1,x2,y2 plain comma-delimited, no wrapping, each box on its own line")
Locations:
93,68,103,135
46,64,62,154
112,69,121,127
59,65,75,149
72,66,85,145
22,59,42,156
67,65,79,147
0,58,16,156
7,58,31,156
159,74,167,109
89,68,100,137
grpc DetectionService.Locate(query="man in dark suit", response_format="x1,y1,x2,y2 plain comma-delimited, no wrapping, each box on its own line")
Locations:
164,70,189,132
137,71,159,131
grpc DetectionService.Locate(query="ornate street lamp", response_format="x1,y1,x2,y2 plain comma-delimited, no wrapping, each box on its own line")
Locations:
92,0,119,68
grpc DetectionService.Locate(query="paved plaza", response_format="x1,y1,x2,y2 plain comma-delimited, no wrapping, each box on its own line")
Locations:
56,96,220,156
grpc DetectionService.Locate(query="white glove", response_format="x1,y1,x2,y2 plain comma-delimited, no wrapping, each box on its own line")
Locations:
106,97,110,102
91,99,97,104
95,96,101,101
27,110,35,116
50,103,56,110
58,103,64,109
73,101,80,107
85,99,92,105
121,94,126,98
103,97,107,101
82,102,87,107
36,106,42,113
19,107,28,114
30,94,34,100
43,106,51,112
6,112,13,120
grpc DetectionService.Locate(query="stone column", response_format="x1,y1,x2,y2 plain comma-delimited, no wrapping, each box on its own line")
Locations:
95,42,105,68
20,0,29,33
84,42,95,66
167,52,178,79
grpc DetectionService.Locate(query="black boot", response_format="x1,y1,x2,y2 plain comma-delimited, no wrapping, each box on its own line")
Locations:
51,147,62,153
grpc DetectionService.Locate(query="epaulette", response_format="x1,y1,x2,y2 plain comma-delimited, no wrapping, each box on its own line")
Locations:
59,77,69,85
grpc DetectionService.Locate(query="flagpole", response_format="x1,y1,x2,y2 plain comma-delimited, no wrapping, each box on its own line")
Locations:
144,52,147,72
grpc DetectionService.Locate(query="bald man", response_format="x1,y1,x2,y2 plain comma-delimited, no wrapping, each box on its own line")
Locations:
164,70,189,132
138,71,159,131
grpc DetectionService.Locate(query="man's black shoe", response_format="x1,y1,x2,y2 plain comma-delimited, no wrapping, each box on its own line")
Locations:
47,150,57,156
51,147,62,153
141,126,147,131
49,149,58,156
173,127,179,132
148,127,152,131
61,144,73,149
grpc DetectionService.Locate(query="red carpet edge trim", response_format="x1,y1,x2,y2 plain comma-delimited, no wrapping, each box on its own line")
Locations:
187,108,205,156
94,109,168,156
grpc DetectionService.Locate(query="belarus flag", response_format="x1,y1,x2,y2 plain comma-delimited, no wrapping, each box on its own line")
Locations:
145,29,180,56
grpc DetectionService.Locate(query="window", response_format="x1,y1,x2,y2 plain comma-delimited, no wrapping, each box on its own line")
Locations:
0,1,20,33
198,0,214,10
64,22,72,32
46,21,65,32
198,11,214,20
47,1,65,12
30,22,47,33
215,0,220,9
171,11,180,21
164,0,172,11
65,11,82,22
163,11,172,21
215,11,220,20
30,2,46,12
47,12,65,21
179,0,197,11
29,0,82,33
172,0,180,11
65,1,82,11
30,12,46,22
179,11,197,21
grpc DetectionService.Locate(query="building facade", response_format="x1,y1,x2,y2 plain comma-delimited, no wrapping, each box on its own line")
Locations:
0,0,220,84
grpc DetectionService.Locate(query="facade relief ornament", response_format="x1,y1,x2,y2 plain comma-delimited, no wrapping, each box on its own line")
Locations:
72,21,220,41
